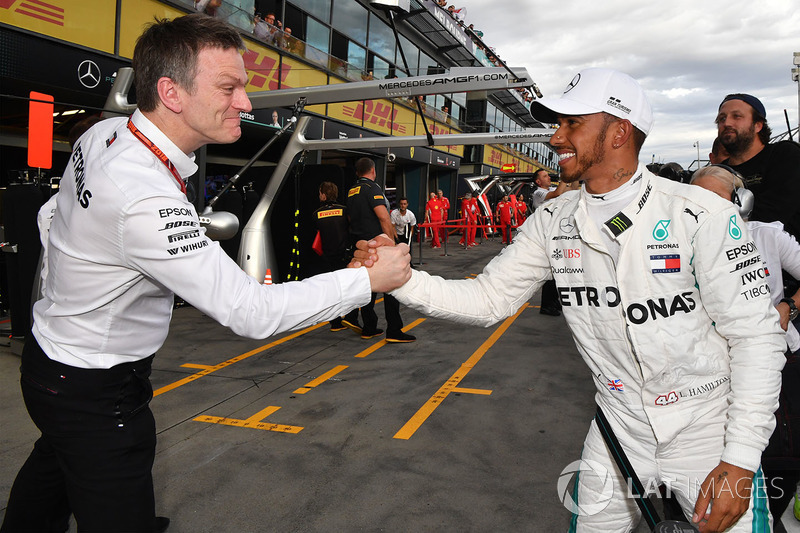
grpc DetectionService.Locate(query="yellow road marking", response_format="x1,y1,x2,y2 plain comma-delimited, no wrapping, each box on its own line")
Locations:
451,387,492,395
354,318,426,358
393,304,529,440
181,363,213,370
154,322,328,397
294,365,349,394
194,405,303,434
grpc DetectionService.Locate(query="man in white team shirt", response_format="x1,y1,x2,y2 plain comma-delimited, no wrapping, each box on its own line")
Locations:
390,197,417,246
1,14,410,533
531,168,570,210
691,164,800,529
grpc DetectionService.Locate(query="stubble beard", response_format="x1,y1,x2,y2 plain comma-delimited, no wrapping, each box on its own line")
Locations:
720,123,756,157
561,128,607,183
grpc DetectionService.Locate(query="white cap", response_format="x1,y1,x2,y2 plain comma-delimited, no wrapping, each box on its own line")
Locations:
530,68,653,135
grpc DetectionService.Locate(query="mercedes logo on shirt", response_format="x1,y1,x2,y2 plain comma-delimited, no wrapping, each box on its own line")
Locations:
77,60,101,88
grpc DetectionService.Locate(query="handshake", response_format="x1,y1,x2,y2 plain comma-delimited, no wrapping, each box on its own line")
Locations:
348,235,410,293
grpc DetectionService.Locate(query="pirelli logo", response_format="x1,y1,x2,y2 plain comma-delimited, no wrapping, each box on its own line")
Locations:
605,213,633,236
348,186,361,197
317,208,344,219
374,195,384,200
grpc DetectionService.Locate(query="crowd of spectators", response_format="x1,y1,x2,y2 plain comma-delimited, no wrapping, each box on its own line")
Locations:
433,0,535,105
191,0,534,105
192,1,300,54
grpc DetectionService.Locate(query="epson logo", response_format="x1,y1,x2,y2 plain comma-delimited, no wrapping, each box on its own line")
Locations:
159,207,194,218
725,242,757,261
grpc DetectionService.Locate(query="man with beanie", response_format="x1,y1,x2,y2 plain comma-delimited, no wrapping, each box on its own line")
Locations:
715,93,800,240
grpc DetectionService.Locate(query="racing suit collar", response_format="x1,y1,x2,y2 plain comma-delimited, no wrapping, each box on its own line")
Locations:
596,163,650,242
568,163,650,250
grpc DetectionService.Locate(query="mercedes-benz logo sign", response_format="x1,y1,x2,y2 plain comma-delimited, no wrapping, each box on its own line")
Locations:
564,73,581,94
78,60,101,89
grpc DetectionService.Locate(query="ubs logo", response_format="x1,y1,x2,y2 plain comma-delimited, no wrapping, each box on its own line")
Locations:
78,60,101,89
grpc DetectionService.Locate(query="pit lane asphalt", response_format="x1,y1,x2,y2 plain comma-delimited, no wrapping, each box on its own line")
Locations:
4,233,792,532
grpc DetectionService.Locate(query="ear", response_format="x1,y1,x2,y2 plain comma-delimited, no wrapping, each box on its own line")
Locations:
156,77,182,114
612,119,635,149
753,120,763,134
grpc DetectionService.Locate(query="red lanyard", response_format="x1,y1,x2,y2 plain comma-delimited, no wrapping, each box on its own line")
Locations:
127,119,186,194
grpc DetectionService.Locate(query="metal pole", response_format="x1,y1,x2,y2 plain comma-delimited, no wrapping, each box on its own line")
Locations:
417,227,424,266
693,141,700,170
793,53,800,135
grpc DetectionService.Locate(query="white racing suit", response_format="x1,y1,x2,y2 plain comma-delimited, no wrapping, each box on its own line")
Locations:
393,167,785,532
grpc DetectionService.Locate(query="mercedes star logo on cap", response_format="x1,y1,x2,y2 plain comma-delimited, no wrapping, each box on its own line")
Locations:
564,73,581,94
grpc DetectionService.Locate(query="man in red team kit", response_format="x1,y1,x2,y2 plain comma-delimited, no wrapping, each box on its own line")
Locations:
459,192,479,247
495,195,515,243
425,191,443,247
437,189,450,245
515,193,528,224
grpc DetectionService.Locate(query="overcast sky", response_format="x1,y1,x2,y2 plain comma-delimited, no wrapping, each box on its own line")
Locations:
461,0,800,169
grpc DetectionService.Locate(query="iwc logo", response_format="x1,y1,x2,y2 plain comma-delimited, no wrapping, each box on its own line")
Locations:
77,60,101,89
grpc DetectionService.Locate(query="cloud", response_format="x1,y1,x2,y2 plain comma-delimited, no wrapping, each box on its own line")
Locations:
461,0,800,165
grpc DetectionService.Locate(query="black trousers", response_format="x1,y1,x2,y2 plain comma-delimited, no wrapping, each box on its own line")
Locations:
361,292,403,336
540,279,561,311
1,337,158,533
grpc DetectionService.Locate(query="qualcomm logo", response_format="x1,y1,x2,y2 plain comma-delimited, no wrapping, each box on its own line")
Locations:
556,459,614,516
77,60,101,89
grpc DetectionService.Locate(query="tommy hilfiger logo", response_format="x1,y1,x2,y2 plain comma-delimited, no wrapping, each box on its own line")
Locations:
607,96,631,115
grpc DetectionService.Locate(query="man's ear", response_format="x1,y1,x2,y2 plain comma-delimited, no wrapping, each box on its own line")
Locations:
157,77,182,113
612,119,635,149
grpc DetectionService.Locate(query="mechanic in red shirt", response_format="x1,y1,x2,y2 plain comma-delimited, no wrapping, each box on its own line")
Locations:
425,192,443,248
459,192,479,247
437,189,450,246
495,195,515,244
